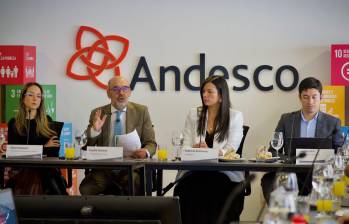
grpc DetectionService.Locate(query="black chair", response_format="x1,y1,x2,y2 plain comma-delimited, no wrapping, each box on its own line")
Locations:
237,125,251,196
160,125,251,197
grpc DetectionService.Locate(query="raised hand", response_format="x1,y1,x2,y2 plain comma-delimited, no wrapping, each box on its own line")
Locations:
92,109,107,132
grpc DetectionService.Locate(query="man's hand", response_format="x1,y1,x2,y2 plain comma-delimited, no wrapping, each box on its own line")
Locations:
92,109,107,132
132,148,147,159
193,142,208,148
0,143,7,155
44,136,60,147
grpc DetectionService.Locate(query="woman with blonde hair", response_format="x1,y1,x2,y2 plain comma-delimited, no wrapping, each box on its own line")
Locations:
6,82,67,195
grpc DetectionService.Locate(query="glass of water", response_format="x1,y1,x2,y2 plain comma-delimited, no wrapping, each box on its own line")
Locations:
171,131,184,160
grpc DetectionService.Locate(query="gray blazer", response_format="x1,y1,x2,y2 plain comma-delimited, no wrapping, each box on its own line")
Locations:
273,110,343,155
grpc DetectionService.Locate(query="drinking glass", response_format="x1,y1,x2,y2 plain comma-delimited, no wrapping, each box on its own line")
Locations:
157,145,168,161
171,131,183,160
65,142,75,160
274,172,299,193
271,132,283,158
0,130,5,154
74,130,87,159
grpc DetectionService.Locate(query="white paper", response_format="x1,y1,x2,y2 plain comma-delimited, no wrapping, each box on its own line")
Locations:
181,147,219,161
296,148,334,164
6,145,43,159
86,146,123,160
116,129,141,157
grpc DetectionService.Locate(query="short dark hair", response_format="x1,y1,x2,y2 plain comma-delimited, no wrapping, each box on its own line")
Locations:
298,77,322,95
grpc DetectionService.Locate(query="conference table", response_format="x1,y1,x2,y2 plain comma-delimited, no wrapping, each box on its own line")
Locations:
0,157,313,197
0,157,143,195
142,159,313,196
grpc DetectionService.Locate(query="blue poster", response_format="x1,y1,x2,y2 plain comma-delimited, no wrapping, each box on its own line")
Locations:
59,123,72,157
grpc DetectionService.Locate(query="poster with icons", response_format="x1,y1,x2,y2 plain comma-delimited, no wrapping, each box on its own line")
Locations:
5,85,56,122
0,46,36,85
331,44,349,86
320,85,346,125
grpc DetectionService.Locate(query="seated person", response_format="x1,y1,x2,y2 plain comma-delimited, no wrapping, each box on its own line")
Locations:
261,77,343,203
6,82,67,195
174,75,245,224
79,76,156,195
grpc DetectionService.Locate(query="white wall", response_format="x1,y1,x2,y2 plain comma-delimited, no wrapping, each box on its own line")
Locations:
1,0,349,221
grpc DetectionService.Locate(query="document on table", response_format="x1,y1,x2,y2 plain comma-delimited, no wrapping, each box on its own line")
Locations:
116,129,142,157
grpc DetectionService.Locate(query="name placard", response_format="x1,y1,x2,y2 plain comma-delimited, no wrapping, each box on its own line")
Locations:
296,148,334,164
181,147,219,161
6,145,43,159
86,146,123,160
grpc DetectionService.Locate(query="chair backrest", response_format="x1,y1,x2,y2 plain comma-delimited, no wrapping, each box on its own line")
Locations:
236,125,251,196
236,125,249,156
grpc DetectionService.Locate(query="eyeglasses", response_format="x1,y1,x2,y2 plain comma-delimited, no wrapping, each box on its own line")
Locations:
24,93,42,99
110,86,130,94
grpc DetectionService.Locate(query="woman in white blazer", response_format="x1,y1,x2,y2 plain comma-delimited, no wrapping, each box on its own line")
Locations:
174,75,245,224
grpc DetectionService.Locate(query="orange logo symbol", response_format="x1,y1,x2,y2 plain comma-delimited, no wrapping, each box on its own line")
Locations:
66,26,129,89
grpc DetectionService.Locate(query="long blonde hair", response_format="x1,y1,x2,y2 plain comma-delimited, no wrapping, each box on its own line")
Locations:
15,82,56,138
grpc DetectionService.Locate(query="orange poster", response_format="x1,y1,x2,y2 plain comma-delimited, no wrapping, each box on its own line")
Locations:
320,86,345,125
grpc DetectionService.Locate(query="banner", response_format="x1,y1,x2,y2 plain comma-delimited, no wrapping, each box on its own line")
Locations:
5,85,56,122
0,45,36,84
331,44,349,86
321,86,346,125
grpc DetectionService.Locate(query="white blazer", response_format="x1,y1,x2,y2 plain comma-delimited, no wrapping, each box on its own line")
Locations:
179,107,245,182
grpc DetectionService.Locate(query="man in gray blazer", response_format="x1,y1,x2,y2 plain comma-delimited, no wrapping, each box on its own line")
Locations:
261,77,343,202
79,76,156,195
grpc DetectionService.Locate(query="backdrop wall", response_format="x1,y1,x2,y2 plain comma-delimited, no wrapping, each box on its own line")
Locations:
1,0,349,221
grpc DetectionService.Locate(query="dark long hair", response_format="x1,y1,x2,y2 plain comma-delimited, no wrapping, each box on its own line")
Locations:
197,75,231,142
15,82,56,138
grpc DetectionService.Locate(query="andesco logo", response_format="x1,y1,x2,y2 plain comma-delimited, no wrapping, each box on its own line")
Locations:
67,26,299,92
66,26,129,89
130,53,299,92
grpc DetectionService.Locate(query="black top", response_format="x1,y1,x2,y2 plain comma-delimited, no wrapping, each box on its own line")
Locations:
7,116,59,157
205,131,214,148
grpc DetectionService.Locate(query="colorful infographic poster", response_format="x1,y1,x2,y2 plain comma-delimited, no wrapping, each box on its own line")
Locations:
331,44,349,86
320,86,345,125
5,85,56,122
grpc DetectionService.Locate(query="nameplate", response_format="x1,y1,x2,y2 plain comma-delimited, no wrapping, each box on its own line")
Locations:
181,147,219,161
6,145,43,159
296,148,334,164
86,146,123,160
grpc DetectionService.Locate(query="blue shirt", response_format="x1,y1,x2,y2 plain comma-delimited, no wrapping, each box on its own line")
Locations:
300,111,318,138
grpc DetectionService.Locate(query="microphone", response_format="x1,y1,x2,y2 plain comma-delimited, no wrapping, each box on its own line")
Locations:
298,133,334,196
341,129,349,147
216,174,256,224
286,111,297,163
26,109,31,144
197,107,204,144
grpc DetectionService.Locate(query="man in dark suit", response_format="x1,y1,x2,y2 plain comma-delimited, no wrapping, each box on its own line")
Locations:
79,76,156,195
261,77,343,202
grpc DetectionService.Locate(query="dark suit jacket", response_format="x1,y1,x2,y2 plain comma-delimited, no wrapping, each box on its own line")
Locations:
86,102,157,156
273,110,342,156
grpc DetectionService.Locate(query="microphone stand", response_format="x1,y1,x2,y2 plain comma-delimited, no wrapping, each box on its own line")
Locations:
26,109,31,145
286,112,296,164
298,134,334,196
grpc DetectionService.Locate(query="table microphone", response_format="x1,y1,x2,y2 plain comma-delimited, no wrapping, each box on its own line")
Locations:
26,109,31,145
298,133,335,196
197,107,204,144
286,111,297,163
